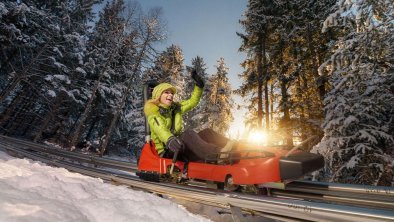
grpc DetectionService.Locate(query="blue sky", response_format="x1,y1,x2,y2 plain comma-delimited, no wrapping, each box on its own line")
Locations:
137,0,246,88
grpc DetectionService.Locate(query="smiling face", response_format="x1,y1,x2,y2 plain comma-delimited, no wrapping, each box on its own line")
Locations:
159,89,174,106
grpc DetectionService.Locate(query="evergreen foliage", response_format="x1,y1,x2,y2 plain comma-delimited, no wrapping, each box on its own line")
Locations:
238,0,336,145
312,0,394,185
0,0,165,158
206,58,234,135
0,0,98,144
237,0,280,130
144,44,186,101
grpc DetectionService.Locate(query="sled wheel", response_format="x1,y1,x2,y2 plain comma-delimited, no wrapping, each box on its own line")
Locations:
225,175,240,192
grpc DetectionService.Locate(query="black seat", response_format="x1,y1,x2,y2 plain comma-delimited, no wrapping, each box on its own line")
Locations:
279,152,324,180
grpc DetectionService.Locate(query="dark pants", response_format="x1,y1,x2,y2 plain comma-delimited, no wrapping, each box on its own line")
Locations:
197,128,229,147
179,128,229,162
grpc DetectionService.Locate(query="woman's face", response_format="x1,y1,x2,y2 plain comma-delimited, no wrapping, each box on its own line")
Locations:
159,89,174,106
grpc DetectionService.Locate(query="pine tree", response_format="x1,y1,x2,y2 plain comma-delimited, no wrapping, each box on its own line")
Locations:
32,0,101,142
98,4,166,155
284,0,336,142
237,0,336,146
0,1,98,142
146,44,186,100
68,0,131,149
207,58,234,135
0,0,165,156
238,0,282,130
0,1,64,104
313,0,394,185
122,86,146,157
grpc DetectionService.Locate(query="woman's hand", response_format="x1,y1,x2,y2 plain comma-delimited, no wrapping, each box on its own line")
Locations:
166,136,185,153
191,69,205,88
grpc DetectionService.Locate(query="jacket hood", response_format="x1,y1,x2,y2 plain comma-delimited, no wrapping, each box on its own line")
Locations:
152,83,176,100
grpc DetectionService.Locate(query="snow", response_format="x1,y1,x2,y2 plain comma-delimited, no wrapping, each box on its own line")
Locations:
53,47,63,58
53,74,71,84
0,3,9,17
343,115,358,125
345,155,359,168
54,63,70,74
76,67,87,75
47,90,56,97
0,150,211,222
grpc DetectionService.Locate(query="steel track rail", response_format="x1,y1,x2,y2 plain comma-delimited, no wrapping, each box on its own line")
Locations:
1,136,394,210
274,181,394,210
1,144,394,222
286,180,394,198
0,135,137,172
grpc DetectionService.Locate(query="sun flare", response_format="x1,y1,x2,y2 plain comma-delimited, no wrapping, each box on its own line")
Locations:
247,129,268,145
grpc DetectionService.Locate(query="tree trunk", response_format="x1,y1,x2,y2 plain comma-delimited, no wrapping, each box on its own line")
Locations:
7,92,35,136
69,75,103,148
296,76,307,141
0,48,17,74
264,78,270,130
280,79,293,146
85,115,100,141
262,34,270,130
34,94,63,142
256,33,264,129
0,76,23,103
0,87,27,129
270,82,274,124
307,24,326,101
21,105,44,137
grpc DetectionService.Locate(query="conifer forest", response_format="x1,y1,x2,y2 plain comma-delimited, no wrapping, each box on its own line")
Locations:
0,0,393,186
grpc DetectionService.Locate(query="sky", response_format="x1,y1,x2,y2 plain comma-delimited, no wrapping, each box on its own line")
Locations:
0,150,210,222
127,0,248,138
135,0,246,86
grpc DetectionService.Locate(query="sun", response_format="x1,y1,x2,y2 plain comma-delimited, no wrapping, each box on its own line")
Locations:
247,129,268,145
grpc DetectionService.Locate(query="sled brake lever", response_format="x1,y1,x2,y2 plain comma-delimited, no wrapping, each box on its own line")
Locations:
169,150,179,175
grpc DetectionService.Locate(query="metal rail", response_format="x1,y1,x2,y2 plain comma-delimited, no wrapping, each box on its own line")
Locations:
0,135,136,172
1,135,394,222
286,180,394,198
275,181,394,210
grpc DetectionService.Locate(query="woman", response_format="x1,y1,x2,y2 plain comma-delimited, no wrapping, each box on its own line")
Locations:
143,70,233,162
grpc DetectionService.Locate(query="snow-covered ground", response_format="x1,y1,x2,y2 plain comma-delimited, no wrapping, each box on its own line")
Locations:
0,150,211,222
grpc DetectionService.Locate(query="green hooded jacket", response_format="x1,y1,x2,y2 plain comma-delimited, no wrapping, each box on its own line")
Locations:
143,83,203,155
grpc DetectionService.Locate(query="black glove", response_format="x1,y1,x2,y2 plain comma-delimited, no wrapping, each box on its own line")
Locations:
166,136,184,153
191,69,205,88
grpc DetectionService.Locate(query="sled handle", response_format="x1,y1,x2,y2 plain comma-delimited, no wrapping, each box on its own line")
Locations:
285,135,318,157
169,150,179,175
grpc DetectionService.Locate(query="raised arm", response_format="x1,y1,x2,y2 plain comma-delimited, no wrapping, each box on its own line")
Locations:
180,69,205,113
180,85,203,113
